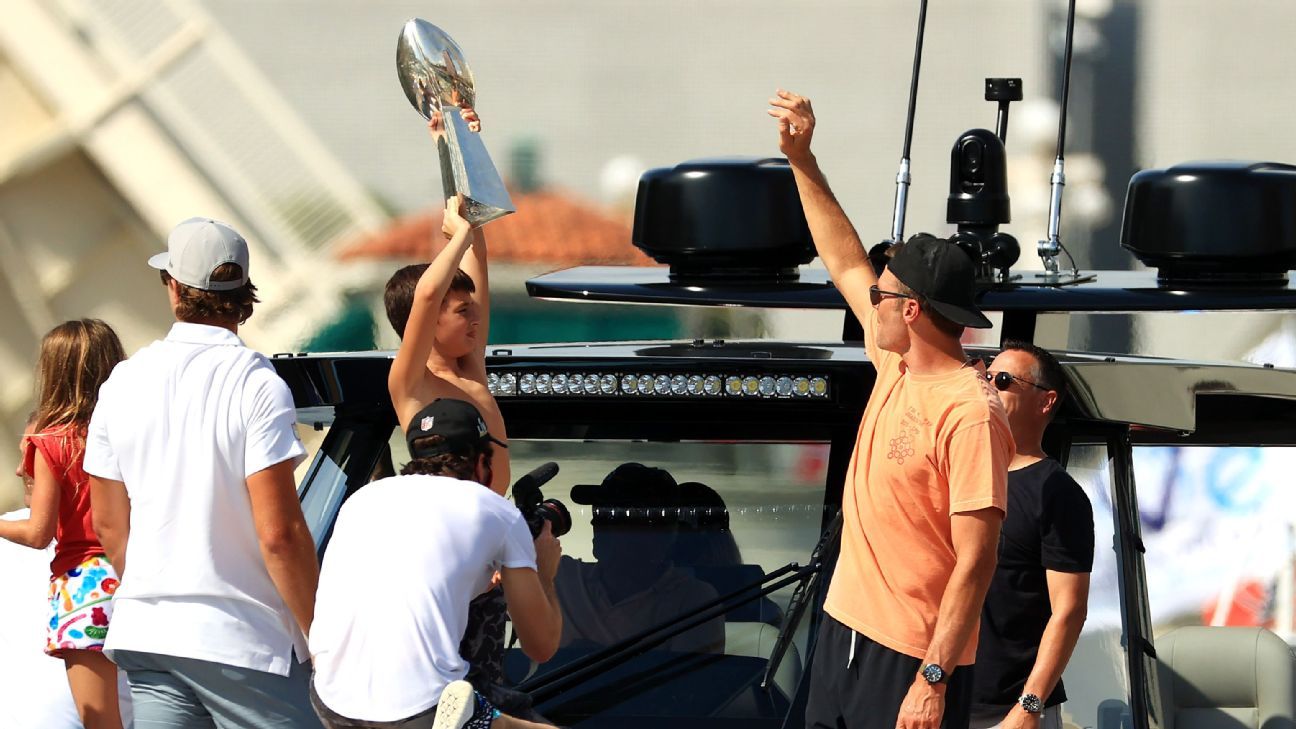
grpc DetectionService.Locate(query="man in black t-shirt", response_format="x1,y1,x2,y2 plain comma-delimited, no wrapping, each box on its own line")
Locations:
971,342,1094,729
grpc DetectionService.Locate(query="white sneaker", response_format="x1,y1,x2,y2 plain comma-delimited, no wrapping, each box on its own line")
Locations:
432,680,477,729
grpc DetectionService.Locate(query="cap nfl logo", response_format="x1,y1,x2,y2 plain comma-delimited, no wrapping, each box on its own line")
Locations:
420,416,434,431
476,418,488,438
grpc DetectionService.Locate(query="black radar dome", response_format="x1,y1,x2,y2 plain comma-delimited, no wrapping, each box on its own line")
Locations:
1121,161,1296,284
632,158,815,281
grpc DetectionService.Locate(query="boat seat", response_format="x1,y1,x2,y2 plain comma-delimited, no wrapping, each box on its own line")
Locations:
1156,626,1296,729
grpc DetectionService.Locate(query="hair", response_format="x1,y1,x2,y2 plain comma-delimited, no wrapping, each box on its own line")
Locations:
399,436,492,480
383,264,476,339
164,263,259,324
1001,340,1069,415
31,319,126,445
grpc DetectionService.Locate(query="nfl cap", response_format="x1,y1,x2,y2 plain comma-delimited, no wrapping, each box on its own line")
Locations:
406,398,507,458
148,217,250,291
886,233,993,329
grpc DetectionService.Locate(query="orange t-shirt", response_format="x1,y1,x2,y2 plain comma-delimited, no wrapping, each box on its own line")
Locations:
823,304,1014,666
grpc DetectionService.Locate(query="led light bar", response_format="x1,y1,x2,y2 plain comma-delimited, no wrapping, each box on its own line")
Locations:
486,370,830,400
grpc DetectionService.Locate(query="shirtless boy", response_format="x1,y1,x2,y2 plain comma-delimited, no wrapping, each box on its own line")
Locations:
386,108,510,494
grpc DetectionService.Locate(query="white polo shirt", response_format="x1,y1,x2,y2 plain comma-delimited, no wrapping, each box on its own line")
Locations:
84,322,307,676
310,475,536,721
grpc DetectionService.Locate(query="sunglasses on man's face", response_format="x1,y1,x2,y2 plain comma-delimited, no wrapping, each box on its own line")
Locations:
869,285,917,307
986,370,1052,393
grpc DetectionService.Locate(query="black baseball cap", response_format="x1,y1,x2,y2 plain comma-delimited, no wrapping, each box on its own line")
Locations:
886,233,992,329
571,462,680,508
406,399,507,458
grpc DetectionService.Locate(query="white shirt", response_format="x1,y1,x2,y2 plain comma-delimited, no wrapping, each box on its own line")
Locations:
310,475,536,721
83,322,307,676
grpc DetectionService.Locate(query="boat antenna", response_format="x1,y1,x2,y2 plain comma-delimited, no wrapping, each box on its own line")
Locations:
1039,0,1080,276
886,0,930,247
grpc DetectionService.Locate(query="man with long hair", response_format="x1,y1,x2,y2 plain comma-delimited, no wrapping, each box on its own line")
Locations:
309,398,562,729
86,218,321,726
768,91,1015,729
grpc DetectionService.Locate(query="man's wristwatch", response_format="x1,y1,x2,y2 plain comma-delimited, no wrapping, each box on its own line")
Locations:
919,663,949,685
1018,693,1044,715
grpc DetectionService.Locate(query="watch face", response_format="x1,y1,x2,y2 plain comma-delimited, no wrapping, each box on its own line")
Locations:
921,663,945,684
1019,694,1043,714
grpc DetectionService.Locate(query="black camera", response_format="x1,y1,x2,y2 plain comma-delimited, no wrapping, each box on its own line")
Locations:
512,461,572,539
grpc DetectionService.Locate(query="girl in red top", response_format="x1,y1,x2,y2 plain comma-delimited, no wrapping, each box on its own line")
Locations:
1,319,127,729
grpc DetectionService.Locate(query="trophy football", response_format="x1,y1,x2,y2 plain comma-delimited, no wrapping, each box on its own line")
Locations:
397,19,515,226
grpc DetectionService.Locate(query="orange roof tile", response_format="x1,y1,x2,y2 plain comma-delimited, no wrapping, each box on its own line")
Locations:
336,189,652,265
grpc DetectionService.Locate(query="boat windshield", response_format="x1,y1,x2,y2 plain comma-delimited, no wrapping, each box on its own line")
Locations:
389,430,834,727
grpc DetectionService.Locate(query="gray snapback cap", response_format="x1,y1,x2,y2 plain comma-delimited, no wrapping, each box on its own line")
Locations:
148,217,250,291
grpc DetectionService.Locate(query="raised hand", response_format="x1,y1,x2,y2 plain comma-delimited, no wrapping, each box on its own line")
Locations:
534,520,562,584
460,107,481,133
442,194,471,240
767,89,817,164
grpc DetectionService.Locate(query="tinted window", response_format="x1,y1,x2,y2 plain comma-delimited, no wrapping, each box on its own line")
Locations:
379,431,832,727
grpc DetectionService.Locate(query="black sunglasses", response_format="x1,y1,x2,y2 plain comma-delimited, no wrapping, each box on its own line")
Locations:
869,285,917,307
986,370,1052,393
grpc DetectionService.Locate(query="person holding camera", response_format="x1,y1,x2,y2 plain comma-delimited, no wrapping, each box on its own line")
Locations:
308,399,561,729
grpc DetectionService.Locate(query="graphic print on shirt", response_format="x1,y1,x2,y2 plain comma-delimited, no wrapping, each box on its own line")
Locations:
888,406,931,465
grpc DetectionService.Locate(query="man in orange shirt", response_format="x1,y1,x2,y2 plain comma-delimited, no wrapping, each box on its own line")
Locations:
768,90,1014,729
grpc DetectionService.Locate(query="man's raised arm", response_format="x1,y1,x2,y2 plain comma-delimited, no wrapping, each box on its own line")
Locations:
767,89,879,323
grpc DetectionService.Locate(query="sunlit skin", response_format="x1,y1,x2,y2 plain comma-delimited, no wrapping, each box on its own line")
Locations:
433,291,481,362
388,102,511,494
873,269,918,356
986,350,1058,468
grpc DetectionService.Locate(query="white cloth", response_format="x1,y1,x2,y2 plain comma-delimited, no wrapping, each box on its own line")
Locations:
83,322,307,676
0,510,133,728
309,475,536,722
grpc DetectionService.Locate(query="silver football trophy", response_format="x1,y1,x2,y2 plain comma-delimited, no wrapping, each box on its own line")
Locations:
397,19,515,226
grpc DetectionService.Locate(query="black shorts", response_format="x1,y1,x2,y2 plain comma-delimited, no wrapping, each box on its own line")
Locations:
805,614,973,729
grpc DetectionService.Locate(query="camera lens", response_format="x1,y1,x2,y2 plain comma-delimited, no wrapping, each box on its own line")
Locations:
539,499,572,538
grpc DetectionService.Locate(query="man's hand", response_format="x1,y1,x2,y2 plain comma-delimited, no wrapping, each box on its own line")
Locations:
442,194,471,240
534,521,562,583
999,705,1042,729
895,678,946,729
767,89,817,164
